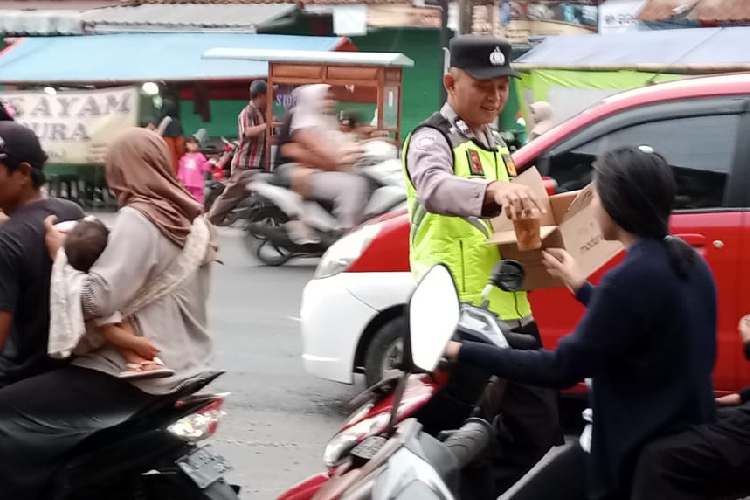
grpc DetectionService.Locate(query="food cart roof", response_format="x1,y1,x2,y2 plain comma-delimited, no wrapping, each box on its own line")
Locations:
202,48,415,68
0,33,353,84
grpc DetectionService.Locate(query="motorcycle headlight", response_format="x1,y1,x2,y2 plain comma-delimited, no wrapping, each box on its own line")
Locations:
313,222,383,280
323,412,390,468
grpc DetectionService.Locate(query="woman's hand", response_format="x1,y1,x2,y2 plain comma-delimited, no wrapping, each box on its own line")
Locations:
444,341,462,361
542,248,586,294
0,210,8,225
717,393,741,406
44,215,65,260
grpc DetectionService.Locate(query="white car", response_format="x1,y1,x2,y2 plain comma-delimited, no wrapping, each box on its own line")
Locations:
300,211,413,387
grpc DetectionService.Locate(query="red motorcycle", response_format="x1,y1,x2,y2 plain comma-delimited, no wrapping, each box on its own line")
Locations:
277,261,539,500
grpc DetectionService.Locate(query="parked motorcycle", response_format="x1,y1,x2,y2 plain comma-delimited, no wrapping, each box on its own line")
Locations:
276,260,537,500
41,371,240,500
245,139,407,266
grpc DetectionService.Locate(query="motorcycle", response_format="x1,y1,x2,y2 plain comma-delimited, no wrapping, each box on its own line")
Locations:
277,260,538,500
244,139,407,266
40,371,240,500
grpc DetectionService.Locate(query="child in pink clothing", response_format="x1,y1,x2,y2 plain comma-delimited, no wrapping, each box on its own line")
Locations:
177,137,210,204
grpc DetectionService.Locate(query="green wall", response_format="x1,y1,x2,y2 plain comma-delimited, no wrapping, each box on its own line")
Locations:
350,27,442,136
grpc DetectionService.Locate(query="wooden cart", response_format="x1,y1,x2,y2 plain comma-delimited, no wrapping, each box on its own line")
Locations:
202,48,414,167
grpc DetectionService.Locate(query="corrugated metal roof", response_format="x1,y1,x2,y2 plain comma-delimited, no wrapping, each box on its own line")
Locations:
0,33,349,83
120,0,406,6
0,0,117,9
0,10,85,35
639,0,750,23
515,26,750,69
82,3,298,31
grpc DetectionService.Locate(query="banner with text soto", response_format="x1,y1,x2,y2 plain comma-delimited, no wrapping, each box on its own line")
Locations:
0,86,139,165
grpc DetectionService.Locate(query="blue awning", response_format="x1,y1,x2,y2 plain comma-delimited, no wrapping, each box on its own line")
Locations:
516,26,750,69
0,33,350,84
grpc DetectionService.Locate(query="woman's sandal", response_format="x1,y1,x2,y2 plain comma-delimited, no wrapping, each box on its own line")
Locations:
119,357,176,380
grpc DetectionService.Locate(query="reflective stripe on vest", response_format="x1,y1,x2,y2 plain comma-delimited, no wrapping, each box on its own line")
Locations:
402,115,531,321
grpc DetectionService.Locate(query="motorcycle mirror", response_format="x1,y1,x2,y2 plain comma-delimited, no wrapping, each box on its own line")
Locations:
490,260,525,292
406,264,460,373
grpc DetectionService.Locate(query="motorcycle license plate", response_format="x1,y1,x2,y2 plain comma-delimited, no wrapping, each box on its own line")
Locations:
177,446,232,489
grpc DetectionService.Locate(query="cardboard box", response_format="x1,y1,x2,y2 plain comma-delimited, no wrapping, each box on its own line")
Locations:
487,167,624,290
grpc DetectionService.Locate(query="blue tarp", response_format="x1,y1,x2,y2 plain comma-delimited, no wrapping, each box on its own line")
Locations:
0,33,348,83
517,26,750,68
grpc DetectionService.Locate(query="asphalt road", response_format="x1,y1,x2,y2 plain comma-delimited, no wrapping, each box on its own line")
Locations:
92,213,574,500
195,227,359,500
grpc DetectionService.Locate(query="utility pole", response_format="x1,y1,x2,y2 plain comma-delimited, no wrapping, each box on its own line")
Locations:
458,0,473,34
437,0,451,104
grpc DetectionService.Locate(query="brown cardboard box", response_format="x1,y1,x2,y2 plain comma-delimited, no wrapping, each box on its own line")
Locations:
487,167,624,290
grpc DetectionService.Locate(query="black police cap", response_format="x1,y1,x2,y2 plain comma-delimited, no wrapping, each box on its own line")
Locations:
449,35,520,81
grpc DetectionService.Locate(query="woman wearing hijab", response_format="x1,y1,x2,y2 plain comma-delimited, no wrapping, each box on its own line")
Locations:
446,147,717,499
0,128,216,499
528,101,554,142
282,84,369,234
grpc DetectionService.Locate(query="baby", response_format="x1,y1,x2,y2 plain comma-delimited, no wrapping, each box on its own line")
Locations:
62,218,174,380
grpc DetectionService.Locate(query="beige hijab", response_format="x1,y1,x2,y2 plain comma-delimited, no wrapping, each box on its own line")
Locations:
529,101,554,141
106,128,217,261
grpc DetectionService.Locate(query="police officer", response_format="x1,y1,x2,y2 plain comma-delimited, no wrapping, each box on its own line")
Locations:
403,35,561,497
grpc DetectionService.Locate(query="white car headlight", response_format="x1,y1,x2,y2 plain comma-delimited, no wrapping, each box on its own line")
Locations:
323,412,390,468
313,223,383,279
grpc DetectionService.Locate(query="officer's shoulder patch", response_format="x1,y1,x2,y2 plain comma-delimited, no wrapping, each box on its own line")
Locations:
414,134,436,151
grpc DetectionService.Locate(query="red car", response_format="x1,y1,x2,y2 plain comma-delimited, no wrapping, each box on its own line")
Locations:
300,73,750,396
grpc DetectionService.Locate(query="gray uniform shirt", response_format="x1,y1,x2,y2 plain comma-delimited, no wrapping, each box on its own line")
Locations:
73,207,214,395
406,103,501,218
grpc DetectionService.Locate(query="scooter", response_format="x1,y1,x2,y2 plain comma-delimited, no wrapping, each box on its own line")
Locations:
244,139,407,266
40,371,240,500
277,260,539,500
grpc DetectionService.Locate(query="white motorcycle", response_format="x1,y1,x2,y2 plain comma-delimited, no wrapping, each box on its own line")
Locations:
244,139,407,266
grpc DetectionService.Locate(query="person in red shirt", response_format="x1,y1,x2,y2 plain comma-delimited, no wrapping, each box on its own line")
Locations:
208,80,278,225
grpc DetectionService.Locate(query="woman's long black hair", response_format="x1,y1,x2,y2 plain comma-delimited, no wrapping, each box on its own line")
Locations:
594,146,696,278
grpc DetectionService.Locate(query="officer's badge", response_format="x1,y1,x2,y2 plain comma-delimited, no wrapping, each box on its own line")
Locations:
501,152,517,178
467,150,484,176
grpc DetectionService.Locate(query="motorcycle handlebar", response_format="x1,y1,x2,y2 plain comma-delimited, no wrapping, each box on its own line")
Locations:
441,418,494,469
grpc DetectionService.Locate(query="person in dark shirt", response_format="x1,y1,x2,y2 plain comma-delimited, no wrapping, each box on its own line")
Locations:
445,146,718,500
628,316,750,499
0,121,85,388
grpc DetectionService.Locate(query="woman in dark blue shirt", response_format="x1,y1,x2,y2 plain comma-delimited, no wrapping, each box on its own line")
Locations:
445,146,718,499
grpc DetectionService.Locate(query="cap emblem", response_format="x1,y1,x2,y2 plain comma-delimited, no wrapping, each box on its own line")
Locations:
489,47,505,66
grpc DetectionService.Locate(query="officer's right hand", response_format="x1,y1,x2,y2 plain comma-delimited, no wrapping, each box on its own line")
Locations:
486,181,544,219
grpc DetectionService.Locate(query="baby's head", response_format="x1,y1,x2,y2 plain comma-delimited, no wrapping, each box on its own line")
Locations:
64,218,110,272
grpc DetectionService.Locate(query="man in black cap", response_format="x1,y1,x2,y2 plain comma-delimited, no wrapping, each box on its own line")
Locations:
402,35,560,498
209,79,279,225
0,121,84,389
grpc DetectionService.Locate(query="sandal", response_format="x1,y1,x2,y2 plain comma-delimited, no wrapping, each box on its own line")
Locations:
119,357,176,380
